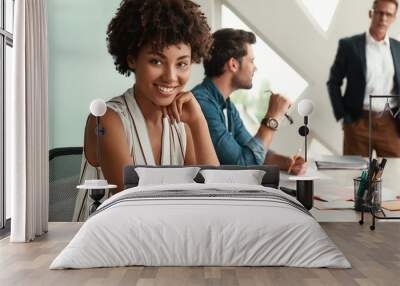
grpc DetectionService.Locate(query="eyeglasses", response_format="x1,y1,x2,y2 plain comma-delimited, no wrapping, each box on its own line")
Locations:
373,9,396,19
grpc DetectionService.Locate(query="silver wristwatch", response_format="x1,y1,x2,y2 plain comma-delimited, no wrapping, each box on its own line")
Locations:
261,117,279,130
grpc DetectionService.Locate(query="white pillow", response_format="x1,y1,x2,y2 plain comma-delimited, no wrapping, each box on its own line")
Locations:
135,167,200,186
200,169,266,185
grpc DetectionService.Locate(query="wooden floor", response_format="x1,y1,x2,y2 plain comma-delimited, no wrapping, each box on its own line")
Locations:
1,221,400,286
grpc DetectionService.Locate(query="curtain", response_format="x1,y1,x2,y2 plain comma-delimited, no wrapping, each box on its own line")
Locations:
9,0,49,242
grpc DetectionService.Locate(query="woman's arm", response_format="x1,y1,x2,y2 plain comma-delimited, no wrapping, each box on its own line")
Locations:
167,91,219,166
84,107,133,193
183,119,219,165
183,124,196,165
185,114,219,165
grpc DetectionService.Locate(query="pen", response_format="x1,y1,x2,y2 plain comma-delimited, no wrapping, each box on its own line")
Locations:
313,195,328,202
284,113,294,124
357,170,368,198
379,158,387,170
365,159,378,201
374,158,387,181
288,148,302,174
367,159,378,183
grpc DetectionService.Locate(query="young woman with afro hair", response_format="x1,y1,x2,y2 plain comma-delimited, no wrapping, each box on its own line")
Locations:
73,0,219,221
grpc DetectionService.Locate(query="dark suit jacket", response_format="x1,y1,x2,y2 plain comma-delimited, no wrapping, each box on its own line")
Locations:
327,33,400,123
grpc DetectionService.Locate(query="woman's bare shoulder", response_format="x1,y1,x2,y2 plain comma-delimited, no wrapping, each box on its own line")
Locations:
84,107,126,166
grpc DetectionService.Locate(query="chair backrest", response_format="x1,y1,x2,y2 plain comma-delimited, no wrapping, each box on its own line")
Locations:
49,147,83,222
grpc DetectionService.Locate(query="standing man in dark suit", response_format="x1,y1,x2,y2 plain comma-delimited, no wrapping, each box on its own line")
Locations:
327,0,400,157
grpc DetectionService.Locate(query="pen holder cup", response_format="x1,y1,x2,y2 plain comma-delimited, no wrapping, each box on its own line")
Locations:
353,177,382,212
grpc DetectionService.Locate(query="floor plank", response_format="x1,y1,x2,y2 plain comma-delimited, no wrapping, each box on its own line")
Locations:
0,222,399,286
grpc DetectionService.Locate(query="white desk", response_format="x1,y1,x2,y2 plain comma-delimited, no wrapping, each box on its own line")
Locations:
280,159,400,222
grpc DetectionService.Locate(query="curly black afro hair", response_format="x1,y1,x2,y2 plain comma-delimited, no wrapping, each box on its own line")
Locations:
106,0,212,76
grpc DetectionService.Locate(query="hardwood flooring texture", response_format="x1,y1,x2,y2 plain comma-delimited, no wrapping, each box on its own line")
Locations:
0,222,399,286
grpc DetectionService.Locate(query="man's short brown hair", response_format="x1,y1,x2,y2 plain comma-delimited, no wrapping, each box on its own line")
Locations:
203,29,256,78
373,0,398,10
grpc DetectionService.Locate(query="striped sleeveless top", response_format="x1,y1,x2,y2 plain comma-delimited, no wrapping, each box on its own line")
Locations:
72,88,187,221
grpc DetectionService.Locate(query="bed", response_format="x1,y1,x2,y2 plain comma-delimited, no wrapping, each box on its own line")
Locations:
50,165,351,269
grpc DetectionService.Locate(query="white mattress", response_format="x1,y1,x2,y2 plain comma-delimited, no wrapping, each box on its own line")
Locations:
50,183,351,269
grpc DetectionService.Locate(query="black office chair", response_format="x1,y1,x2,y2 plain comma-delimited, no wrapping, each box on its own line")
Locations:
49,147,83,222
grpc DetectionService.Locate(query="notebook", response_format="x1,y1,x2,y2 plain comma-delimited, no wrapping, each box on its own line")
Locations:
315,155,368,170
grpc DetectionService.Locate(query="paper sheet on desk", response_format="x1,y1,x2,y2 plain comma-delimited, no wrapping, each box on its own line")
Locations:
315,155,367,170
280,162,330,181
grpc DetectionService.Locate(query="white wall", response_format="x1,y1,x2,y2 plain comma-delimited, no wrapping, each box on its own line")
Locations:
224,0,400,156
47,0,216,149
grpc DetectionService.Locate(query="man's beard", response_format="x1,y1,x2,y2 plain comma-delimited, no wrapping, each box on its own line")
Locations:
233,75,253,90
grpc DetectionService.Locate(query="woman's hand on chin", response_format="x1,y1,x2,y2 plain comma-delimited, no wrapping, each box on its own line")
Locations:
164,91,204,125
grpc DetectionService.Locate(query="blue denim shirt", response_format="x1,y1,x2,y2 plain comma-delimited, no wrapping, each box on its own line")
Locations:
192,78,267,165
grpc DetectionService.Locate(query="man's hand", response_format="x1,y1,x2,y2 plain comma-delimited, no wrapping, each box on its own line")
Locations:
288,156,307,175
266,93,292,119
264,153,307,175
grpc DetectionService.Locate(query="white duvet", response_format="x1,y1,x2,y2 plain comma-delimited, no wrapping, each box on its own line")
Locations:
50,183,351,269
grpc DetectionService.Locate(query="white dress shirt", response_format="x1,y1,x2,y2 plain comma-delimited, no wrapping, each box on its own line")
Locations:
363,31,397,111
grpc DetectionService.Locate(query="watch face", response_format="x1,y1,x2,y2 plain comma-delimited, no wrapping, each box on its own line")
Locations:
269,118,278,129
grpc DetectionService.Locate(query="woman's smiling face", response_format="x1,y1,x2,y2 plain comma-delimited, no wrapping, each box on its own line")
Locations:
128,43,192,106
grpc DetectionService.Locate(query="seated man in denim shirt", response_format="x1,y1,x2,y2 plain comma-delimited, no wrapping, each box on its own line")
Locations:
192,28,307,174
